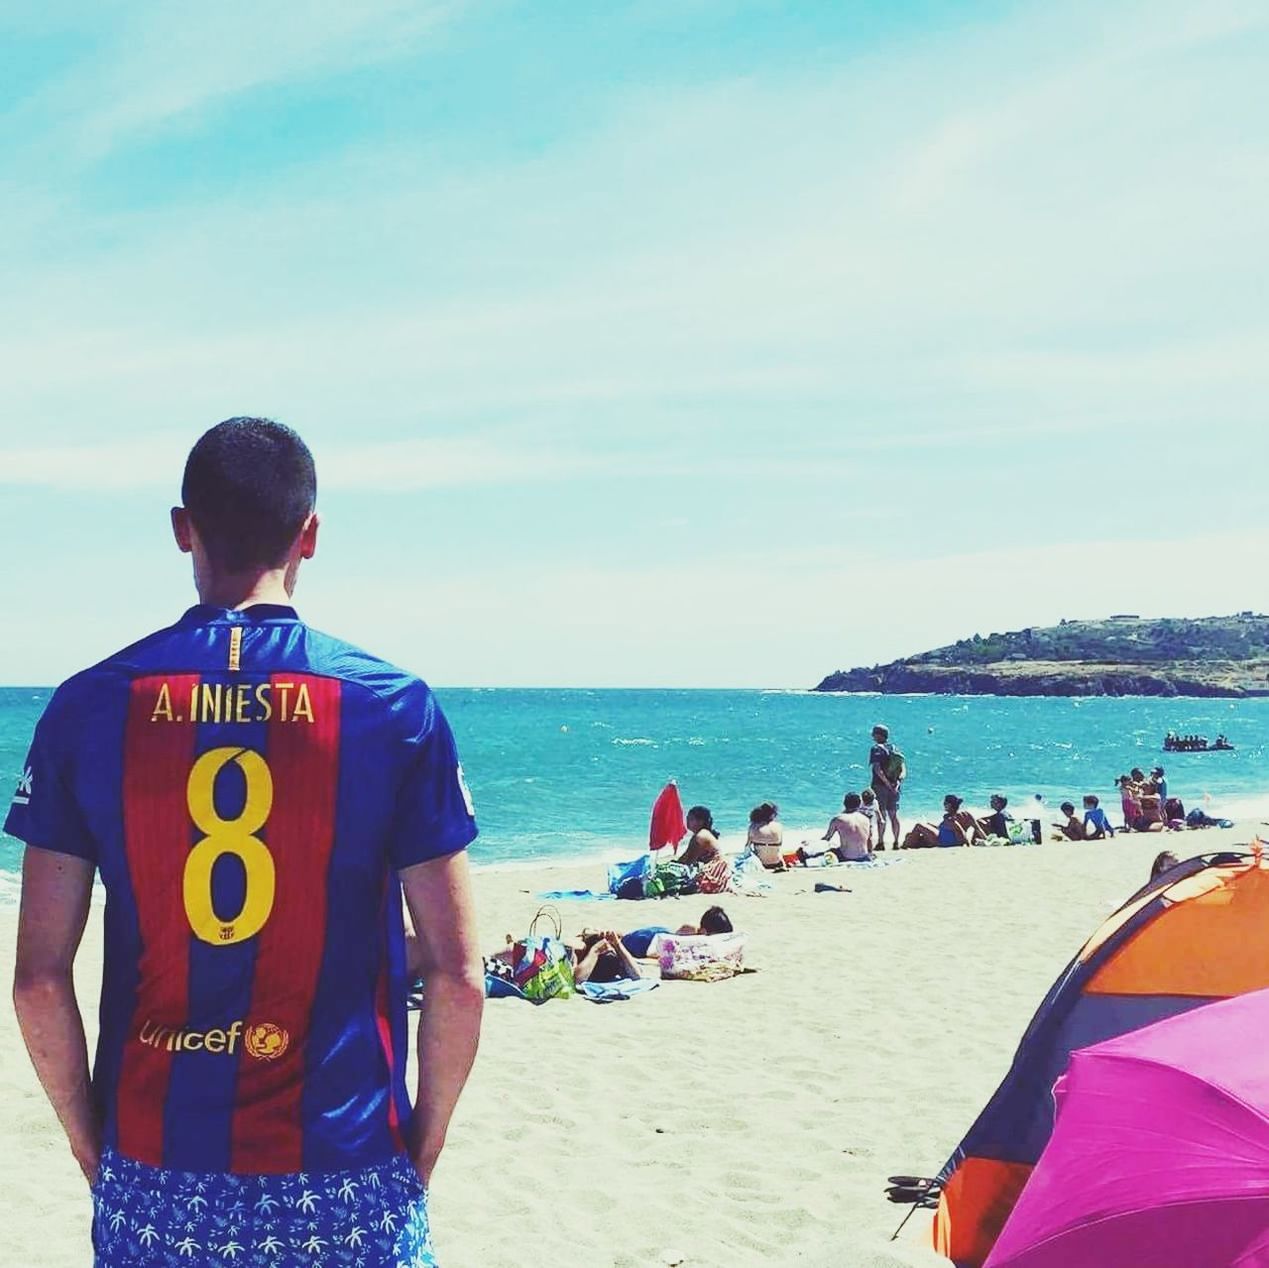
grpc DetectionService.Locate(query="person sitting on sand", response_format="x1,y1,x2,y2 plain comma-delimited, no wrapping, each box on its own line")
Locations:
746,802,787,870
1052,802,1084,841
678,805,732,893
977,794,1012,841
859,787,884,847
903,795,978,848
678,805,722,866
1082,794,1116,839
801,792,873,863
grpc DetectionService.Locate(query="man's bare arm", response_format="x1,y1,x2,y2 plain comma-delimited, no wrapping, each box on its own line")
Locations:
13,847,98,1184
399,850,484,1187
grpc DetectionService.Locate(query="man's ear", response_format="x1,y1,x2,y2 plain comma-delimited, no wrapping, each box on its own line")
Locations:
171,507,193,554
298,512,319,560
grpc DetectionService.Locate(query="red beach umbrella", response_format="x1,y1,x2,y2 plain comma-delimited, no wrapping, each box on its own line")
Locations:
649,780,687,851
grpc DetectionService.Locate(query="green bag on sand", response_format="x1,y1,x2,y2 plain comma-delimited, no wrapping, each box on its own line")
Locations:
644,860,697,899
512,906,575,1002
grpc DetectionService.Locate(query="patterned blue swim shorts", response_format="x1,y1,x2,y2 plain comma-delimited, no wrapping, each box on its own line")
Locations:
91,1147,437,1267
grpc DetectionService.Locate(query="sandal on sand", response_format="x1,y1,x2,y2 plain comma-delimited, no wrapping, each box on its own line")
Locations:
887,1175,936,1190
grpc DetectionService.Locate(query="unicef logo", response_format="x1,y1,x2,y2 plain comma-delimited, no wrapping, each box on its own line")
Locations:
244,1022,290,1061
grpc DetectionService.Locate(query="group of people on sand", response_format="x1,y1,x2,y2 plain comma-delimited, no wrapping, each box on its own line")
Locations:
1114,767,1183,833
686,724,906,872
563,906,733,983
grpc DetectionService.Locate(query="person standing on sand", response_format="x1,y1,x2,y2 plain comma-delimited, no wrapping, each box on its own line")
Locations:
8,418,483,1268
869,724,904,848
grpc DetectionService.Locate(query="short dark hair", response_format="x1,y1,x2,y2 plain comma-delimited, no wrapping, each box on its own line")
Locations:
843,792,862,812
182,417,316,572
872,724,889,739
1060,801,1076,814
699,906,732,935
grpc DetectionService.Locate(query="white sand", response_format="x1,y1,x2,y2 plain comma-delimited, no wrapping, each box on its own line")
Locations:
1,827,1262,1267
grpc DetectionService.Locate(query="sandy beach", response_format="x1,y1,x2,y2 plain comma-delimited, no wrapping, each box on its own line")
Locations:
1,826,1262,1267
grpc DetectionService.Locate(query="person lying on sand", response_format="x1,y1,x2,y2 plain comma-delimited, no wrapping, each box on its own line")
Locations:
619,906,735,956
569,906,737,983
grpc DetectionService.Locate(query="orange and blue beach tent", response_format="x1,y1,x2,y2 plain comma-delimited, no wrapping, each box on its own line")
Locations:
932,847,1269,1267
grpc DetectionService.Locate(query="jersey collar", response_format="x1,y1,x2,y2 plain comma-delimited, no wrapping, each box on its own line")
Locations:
179,603,300,625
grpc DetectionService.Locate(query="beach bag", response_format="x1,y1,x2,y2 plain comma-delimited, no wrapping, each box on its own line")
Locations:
512,907,575,1002
654,931,748,982
644,860,697,899
608,855,653,899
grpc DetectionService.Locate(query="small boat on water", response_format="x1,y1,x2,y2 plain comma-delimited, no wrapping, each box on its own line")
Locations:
1163,731,1235,753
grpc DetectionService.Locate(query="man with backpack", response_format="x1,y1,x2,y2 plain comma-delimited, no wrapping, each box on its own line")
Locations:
868,724,905,849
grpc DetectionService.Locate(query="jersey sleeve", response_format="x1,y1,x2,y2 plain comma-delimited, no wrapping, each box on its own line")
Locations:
3,698,97,863
387,686,478,870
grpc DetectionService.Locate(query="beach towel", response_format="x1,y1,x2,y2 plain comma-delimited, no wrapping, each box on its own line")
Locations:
537,889,612,901
730,852,774,895
578,978,660,1003
654,930,748,982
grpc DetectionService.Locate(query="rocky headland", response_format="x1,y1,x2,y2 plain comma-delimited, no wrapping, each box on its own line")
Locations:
815,614,1269,697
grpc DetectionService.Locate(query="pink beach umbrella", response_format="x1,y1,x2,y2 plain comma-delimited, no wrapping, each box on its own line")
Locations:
985,986,1269,1267
649,780,687,852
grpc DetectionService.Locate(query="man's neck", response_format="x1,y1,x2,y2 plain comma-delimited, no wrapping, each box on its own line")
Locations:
196,571,293,610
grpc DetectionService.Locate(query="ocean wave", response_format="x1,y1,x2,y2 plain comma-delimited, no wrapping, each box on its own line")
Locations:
611,737,657,747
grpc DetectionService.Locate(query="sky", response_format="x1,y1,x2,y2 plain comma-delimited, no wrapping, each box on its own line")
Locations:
1,0,1267,687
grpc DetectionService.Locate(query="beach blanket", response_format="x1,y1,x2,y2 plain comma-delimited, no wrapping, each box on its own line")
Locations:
537,889,612,901
653,931,748,982
729,852,774,895
838,855,903,868
578,978,660,1003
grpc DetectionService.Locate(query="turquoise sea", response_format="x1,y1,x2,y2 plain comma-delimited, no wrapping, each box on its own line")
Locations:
3,686,1267,900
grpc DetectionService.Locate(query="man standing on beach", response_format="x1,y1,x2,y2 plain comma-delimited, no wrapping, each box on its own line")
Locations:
9,418,483,1267
868,724,904,849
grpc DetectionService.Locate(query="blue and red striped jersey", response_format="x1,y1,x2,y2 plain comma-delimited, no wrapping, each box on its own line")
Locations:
4,604,477,1175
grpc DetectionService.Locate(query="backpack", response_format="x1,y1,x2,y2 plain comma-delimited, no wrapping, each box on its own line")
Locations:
885,748,907,782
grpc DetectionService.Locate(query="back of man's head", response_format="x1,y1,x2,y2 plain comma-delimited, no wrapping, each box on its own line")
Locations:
182,417,316,573
843,792,862,812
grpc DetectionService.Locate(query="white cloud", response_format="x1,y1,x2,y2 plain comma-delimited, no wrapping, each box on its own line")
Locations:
7,0,460,158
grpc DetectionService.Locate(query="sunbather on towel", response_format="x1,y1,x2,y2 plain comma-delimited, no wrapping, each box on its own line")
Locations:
567,930,649,983
611,907,736,959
